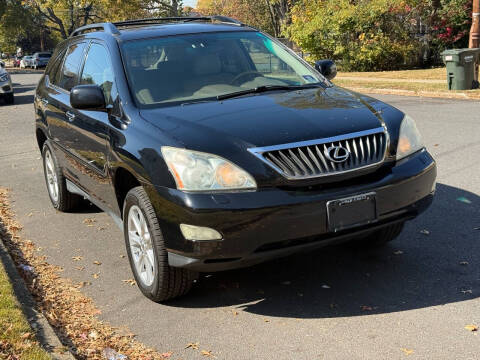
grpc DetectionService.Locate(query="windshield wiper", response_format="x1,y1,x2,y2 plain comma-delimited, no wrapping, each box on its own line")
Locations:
217,84,324,101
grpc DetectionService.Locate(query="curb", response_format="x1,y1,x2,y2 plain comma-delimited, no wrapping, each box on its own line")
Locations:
339,85,480,100
5,67,44,74
0,239,75,360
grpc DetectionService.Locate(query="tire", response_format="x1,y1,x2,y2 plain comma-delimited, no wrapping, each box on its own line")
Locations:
356,222,405,248
5,93,13,105
42,140,80,212
123,186,197,302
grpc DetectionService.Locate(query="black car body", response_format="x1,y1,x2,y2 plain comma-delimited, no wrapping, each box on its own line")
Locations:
34,17,436,301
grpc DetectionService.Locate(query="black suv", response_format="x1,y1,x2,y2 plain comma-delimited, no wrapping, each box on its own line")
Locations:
34,17,436,302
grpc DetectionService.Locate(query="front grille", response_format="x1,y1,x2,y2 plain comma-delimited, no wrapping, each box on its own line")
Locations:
248,127,388,180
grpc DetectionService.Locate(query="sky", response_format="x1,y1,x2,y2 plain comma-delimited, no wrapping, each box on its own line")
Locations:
183,0,198,7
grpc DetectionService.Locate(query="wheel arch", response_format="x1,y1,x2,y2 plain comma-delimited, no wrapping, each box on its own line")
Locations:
112,166,142,217
36,127,48,152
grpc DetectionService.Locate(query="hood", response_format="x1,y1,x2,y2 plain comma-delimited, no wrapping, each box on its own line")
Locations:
139,86,391,152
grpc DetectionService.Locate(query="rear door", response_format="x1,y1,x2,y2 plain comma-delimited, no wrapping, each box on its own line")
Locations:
44,41,88,177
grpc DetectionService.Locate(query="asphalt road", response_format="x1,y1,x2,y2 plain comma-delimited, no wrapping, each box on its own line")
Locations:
1,73,479,359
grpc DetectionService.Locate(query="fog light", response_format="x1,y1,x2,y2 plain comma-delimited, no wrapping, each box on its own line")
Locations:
180,224,222,241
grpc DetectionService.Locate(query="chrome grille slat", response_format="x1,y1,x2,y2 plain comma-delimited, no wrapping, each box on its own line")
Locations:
315,145,329,171
249,128,387,180
307,147,322,172
298,148,316,174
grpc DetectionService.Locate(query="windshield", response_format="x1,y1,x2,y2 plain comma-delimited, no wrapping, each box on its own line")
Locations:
121,31,324,107
38,53,51,58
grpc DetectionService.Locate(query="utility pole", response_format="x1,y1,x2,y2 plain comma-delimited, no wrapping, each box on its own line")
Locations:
469,0,480,48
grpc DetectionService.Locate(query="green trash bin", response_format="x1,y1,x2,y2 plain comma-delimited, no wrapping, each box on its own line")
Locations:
441,48,480,90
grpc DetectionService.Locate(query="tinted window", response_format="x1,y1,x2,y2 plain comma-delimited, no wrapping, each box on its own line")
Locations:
58,42,86,91
48,49,67,86
80,43,114,104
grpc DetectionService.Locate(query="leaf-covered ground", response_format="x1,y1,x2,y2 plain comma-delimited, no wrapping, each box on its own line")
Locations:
0,188,169,360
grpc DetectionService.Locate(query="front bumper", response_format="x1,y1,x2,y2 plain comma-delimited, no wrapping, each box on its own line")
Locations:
145,149,436,272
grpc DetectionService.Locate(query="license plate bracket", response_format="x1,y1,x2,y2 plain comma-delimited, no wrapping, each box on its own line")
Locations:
327,192,377,232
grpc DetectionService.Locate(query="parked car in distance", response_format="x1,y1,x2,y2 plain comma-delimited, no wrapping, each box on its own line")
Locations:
34,16,437,302
20,56,34,68
0,61,14,104
32,52,52,69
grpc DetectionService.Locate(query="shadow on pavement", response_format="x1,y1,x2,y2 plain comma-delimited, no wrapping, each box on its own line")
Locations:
170,183,479,318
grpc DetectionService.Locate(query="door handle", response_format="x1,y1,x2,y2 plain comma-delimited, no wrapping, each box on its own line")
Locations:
65,111,75,122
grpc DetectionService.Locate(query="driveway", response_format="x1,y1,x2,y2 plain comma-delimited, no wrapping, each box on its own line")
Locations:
1,73,479,359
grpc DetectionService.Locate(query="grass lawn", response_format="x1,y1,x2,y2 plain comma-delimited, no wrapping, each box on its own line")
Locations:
337,67,446,80
0,259,51,359
334,78,449,92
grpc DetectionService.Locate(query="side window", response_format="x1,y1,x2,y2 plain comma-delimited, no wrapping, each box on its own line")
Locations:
48,49,66,86
80,43,115,104
57,42,86,91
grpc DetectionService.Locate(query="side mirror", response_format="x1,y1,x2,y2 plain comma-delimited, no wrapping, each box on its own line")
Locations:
315,60,337,80
70,85,106,111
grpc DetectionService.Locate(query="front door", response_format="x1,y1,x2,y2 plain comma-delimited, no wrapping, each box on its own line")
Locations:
66,42,118,211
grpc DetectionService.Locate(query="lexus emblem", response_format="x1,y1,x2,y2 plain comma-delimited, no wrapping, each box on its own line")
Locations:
325,145,350,163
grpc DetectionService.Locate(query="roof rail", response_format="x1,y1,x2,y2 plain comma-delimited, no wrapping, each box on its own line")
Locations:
113,16,245,27
70,23,120,38
69,15,245,38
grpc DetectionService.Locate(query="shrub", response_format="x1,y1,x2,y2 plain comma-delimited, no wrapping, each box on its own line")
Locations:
287,0,420,71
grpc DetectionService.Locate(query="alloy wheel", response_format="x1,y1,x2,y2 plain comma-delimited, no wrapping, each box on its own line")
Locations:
128,205,156,286
44,150,59,203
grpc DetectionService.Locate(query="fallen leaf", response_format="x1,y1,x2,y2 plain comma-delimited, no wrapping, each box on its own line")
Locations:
420,229,430,235
92,273,100,279
393,250,404,255
119,255,126,259
83,218,96,226
88,330,99,340
161,352,173,358
401,348,414,355
93,260,102,265
21,332,32,340
75,266,85,271
201,350,213,357
72,256,83,261
76,281,91,288
434,144,439,147
465,325,478,332
231,310,239,316
122,279,136,286
185,342,199,350
264,319,270,322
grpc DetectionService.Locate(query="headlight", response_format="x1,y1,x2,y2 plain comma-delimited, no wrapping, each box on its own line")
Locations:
396,115,424,160
161,147,257,191
0,73,9,82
